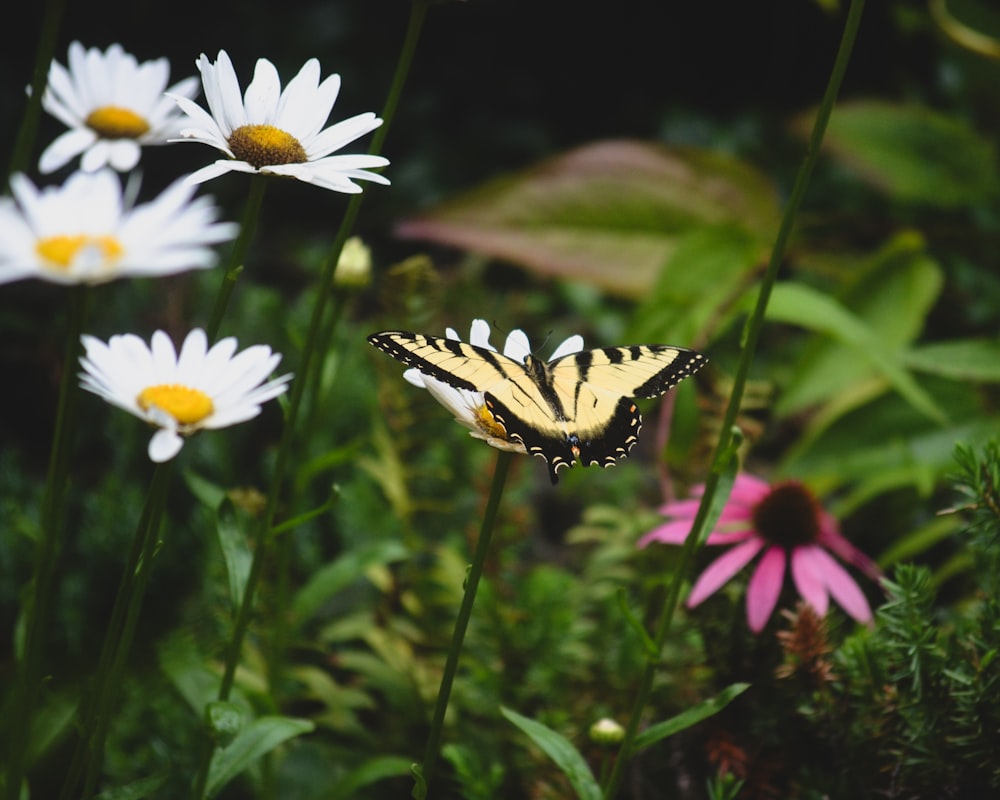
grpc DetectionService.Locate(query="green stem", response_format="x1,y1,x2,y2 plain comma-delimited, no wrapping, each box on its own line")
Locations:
600,1,868,796
418,450,513,798
6,0,66,178
4,287,89,800
191,4,432,796
302,288,348,446
206,175,267,341
77,463,173,800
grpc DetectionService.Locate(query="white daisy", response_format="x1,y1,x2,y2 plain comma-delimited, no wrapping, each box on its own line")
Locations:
403,319,585,453
0,170,238,285
169,51,390,194
39,42,199,174
79,328,292,462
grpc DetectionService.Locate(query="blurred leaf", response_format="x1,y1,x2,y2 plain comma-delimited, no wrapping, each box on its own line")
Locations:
205,715,314,798
216,499,252,613
629,225,763,345
800,100,998,206
765,281,947,425
158,632,232,715
632,683,751,753
500,706,601,800
329,756,414,800
396,140,779,298
292,540,409,623
902,339,1000,381
777,235,943,417
876,514,965,568
182,469,227,509
26,691,77,767
93,774,168,800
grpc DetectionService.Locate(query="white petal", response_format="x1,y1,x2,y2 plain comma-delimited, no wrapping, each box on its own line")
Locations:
148,428,184,462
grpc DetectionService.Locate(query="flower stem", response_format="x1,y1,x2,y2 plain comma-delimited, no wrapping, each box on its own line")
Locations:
5,0,66,177
215,0,430,704
4,287,89,800
77,463,173,800
205,175,267,341
417,450,513,798
600,1,868,797
190,3,432,796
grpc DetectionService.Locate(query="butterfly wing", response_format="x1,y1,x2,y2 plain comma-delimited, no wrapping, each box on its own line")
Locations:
367,330,522,393
369,331,707,486
543,345,707,480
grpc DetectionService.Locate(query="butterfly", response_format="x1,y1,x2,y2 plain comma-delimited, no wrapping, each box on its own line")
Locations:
368,330,707,484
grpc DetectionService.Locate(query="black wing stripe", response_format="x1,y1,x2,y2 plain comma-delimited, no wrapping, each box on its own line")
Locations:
370,330,709,485
367,331,516,392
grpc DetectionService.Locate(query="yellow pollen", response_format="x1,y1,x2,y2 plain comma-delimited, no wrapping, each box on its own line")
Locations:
474,404,508,440
137,384,214,425
85,106,150,139
227,124,307,168
36,235,124,270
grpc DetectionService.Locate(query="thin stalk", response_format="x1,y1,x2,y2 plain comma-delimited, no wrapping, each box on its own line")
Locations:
206,175,267,341
418,450,513,797
191,4,433,796
78,463,173,800
4,287,89,800
6,0,67,178
600,1,868,796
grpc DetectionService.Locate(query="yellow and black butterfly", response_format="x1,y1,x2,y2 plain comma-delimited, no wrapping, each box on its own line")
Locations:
368,330,707,484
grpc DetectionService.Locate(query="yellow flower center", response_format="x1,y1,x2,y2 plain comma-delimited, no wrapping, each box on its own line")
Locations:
137,384,214,425
85,106,151,139
474,403,508,440
227,124,307,168
36,234,124,271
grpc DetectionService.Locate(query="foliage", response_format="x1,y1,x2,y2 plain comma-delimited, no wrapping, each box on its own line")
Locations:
1,1,1000,799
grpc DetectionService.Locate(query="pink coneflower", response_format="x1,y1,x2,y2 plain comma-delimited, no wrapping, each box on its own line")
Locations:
639,474,880,632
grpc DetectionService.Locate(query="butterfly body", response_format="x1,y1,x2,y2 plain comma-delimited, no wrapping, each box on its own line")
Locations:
368,330,707,484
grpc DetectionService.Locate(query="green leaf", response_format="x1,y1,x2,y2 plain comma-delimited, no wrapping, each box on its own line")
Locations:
24,690,76,768
616,587,657,659
629,225,764,345
777,235,943,417
205,715,314,798
215,499,252,613
292,540,409,623
93,774,168,800
500,707,602,800
902,338,1000,382
182,469,227,509
876,514,964,568
631,683,750,754
328,755,414,800
764,282,947,425
802,100,998,206
396,140,779,298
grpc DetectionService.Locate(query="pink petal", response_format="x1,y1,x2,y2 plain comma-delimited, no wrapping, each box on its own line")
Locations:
790,546,829,617
812,548,873,624
746,546,786,632
658,498,701,517
640,521,753,549
638,519,695,547
728,474,772,507
818,519,881,581
687,537,764,608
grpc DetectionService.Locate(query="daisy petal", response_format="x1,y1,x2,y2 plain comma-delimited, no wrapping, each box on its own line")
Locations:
149,428,184,462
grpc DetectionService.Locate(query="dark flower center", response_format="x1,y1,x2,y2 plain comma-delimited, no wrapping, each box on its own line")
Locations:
751,481,821,548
